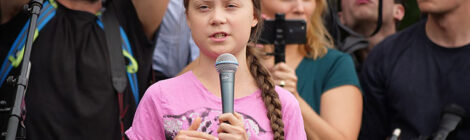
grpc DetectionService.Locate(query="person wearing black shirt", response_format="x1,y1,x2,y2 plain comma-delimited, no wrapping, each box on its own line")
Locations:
0,0,168,139
360,0,470,139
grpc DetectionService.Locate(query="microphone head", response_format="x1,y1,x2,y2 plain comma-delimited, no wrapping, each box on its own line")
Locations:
215,53,239,73
444,104,466,117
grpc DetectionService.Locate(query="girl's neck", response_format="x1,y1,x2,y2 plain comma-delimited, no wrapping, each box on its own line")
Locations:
192,50,259,99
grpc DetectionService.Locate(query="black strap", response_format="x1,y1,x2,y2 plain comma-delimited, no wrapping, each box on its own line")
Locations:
102,1,127,93
369,0,383,36
102,2,128,140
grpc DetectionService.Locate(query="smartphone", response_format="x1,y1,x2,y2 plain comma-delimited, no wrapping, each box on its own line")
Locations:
258,19,307,45
258,15,307,64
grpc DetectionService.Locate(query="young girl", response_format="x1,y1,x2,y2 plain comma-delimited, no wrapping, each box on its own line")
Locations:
258,0,362,139
125,0,306,139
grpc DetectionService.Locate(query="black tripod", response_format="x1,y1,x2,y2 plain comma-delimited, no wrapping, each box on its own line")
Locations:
5,0,44,139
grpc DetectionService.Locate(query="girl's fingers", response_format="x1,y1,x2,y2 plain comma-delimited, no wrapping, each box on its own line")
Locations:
218,113,244,127
217,122,245,134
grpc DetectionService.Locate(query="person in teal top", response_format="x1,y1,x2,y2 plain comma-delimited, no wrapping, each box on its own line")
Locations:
258,0,363,139
295,48,360,112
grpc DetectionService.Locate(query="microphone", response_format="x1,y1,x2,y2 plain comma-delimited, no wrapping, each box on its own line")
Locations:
390,128,401,140
433,104,466,140
215,53,239,114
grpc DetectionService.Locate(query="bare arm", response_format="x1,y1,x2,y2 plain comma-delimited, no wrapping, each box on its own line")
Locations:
269,62,363,140
296,85,363,140
132,0,169,40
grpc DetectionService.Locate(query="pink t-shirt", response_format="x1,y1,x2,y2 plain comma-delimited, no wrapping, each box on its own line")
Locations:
126,71,306,140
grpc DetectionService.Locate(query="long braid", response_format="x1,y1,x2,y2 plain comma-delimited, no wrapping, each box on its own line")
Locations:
247,48,285,140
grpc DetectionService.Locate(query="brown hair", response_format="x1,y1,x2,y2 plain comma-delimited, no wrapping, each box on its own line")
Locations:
302,0,335,59
184,0,284,139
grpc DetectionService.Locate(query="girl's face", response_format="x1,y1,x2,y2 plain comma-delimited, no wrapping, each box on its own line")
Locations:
187,0,259,59
261,0,315,21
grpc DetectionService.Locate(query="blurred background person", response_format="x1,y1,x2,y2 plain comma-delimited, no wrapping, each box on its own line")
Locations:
337,0,405,71
0,0,167,139
360,0,470,139
257,0,363,139
152,0,199,82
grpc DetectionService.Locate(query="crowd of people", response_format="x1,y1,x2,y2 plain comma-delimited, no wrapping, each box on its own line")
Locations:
1,0,469,139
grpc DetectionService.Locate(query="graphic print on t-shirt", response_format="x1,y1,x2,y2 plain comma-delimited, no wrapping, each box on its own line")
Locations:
163,107,267,139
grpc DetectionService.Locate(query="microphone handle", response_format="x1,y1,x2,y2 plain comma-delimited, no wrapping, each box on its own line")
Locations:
220,72,235,113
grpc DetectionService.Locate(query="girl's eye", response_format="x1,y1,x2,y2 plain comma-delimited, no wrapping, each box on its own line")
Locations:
227,4,237,8
198,5,209,10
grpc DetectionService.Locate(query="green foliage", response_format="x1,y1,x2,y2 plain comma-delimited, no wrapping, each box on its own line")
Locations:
398,0,422,30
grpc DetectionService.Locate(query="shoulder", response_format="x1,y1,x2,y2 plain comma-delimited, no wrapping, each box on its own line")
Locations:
370,19,426,59
305,49,354,66
324,49,354,66
274,86,300,111
361,20,427,85
300,49,358,85
274,86,306,138
324,48,351,59
144,71,197,102
365,19,426,72
320,49,360,90
307,49,356,73
154,71,194,87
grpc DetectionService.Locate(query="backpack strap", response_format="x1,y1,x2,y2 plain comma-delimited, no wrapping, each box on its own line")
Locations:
102,1,135,139
2,0,140,106
102,1,127,94
0,0,56,86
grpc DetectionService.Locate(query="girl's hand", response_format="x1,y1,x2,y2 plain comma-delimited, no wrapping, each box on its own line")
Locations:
217,113,248,140
174,117,218,140
271,62,299,97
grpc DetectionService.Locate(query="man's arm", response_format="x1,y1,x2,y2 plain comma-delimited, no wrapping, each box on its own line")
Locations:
358,44,390,140
132,0,169,40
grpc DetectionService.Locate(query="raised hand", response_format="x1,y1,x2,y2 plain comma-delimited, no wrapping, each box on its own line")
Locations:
270,62,299,96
